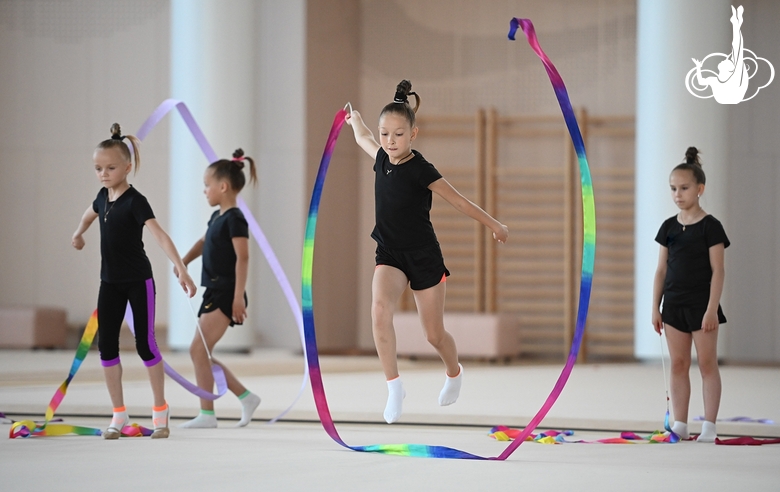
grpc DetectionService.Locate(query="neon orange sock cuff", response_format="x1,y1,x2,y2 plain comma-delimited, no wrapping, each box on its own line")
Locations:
113,406,126,413
152,403,168,412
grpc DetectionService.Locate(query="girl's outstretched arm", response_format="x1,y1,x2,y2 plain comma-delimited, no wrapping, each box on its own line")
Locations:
72,206,99,250
345,110,381,158
428,178,508,243
175,236,205,278
702,243,725,332
231,237,249,324
144,218,197,297
652,245,668,334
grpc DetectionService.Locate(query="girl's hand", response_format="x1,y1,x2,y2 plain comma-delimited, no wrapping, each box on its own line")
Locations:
232,297,247,325
652,309,664,334
345,110,361,126
72,234,85,250
492,223,509,244
701,309,719,332
179,272,197,298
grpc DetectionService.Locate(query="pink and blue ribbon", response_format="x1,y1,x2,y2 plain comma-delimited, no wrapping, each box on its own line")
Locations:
300,18,596,460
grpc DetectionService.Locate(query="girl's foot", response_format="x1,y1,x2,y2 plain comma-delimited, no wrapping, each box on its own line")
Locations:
236,392,261,427
438,363,463,406
151,403,170,439
671,420,690,440
697,421,717,443
103,407,128,440
384,377,405,424
179,410,217,428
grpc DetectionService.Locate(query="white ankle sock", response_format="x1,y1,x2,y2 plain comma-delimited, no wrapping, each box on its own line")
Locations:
671,420,689,440
438,363,463,406
179,411,218,428
384,377,405,424
109,410,128,431
698,420,717,443
236,392,261,427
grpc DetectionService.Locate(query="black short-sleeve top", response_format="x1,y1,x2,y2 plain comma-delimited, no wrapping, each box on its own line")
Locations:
655,214,730,307
371,147,442,250
202,208,249,289
92,186,155,283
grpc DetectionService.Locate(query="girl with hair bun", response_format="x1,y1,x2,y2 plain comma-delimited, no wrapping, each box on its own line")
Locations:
652,146,729,443
346,81,509,423
176,149,261,428
72,123,197,439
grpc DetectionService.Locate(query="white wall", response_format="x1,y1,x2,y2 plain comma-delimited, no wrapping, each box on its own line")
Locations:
723,0,780,362
0,0,172,328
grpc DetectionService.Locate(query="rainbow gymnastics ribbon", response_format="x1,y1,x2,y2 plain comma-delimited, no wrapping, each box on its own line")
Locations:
10,311,152,438
300,18,596,460
10,100,307,436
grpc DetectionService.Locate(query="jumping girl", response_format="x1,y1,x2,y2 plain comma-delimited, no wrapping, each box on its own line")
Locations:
177,149,261,428
346,80,509,423
652,147,729,443
72,123,197,439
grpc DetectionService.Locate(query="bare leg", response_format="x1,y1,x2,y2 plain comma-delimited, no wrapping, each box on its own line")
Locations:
664,324,692,424
103,363,125,409
146,361,166,408
193,311,255,406
371,266,409,380
372,266,409,423
692,327,721,423
103,363,129,439
412,281,459,376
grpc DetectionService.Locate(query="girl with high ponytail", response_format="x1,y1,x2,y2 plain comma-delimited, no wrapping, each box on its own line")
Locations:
346,80,509,424
72,123,197,440
176,148,261,429
652,146,730,443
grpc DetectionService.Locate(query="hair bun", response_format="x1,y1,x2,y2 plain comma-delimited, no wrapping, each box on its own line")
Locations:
110,123,123,140
393,80,413,103
685,146,701,165
231,148,246,168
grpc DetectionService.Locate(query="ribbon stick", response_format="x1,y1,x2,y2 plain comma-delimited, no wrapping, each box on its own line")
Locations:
9,311,152,438
135,99,308,421
489,426,675,444
301,17,596,460
123,303,228,401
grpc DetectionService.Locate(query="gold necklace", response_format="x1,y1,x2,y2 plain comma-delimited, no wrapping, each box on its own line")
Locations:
104,195,117,223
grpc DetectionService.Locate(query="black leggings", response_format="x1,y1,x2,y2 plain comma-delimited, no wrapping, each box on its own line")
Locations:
97,278,161,367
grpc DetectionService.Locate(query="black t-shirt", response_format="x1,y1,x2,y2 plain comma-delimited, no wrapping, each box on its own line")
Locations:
202,208,249,289
655,214,730,307
371,147,442,250
92,186,155,283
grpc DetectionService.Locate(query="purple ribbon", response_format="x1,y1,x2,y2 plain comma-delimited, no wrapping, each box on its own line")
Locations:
133,99,308,418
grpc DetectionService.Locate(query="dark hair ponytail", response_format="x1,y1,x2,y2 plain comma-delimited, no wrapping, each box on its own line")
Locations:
208,148,257,192
672,146,706,184
379,80,420,127
96,123,142,174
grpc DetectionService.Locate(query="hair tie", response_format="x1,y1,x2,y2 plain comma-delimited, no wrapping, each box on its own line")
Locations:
111,134,124,141
231,156,245,162
393,91,408,104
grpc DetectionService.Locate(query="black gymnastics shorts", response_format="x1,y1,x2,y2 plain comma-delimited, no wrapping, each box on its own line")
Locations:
662,304,726,333
198,288,249,327
375,243,450,291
